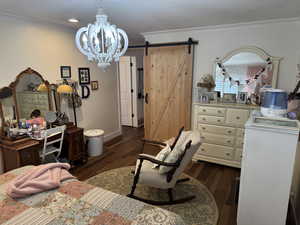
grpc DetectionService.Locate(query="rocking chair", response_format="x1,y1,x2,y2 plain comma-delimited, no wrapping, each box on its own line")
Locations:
128,129,201,205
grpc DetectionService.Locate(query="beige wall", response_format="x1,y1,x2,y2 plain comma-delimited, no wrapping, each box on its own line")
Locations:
0,14,121,141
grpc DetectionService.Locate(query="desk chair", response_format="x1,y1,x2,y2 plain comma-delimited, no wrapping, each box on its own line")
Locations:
40,125,66,162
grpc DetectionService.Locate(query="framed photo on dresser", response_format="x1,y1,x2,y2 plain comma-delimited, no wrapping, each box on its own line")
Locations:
78,68,90,85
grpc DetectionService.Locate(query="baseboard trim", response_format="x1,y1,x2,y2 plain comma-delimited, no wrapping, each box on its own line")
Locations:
104,129,122,142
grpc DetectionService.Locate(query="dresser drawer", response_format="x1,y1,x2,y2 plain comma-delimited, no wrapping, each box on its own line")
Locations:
198,124,236,136
197,143,234,160
197,106,226,116
226,109,249,126
234,149,243,162
236,137,244,148
201,133,235,147
236,128,245,137
197,115,225,125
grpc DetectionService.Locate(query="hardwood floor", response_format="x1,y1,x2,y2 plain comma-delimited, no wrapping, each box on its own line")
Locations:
72,126,241,225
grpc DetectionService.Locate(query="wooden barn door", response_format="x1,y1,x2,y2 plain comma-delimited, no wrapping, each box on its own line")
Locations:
144,45,193,141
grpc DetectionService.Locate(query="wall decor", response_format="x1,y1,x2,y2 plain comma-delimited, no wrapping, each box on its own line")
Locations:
81,85,90,99
91,81,99,91
78,68,90,85
60,66,71,79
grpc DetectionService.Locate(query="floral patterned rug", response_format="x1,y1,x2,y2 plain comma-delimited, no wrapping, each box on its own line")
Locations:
86,166,219,225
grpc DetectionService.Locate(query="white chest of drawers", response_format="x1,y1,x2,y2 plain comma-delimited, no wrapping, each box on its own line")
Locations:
192,103,258,168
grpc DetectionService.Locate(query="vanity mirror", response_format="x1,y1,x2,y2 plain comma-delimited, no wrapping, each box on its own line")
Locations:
213,46,282,99
0,87,16,132
11,68,52,120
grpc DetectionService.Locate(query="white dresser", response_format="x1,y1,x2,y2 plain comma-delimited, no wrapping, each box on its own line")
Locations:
192,103,258,168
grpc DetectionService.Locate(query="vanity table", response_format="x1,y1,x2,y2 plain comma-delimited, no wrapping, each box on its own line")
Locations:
0,68,87,172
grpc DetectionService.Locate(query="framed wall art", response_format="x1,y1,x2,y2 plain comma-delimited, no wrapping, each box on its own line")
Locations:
60,66,71,79
78,68,90,85
91,81,99,90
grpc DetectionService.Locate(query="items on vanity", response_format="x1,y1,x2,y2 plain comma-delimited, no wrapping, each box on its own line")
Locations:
237,113,300,225
192,103,258,168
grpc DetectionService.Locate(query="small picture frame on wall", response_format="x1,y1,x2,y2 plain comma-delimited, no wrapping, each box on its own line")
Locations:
60,66,71,79
91,81,99,90
78,68,90,85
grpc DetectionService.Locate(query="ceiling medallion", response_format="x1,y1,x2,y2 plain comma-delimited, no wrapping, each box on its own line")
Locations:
75,8,129,70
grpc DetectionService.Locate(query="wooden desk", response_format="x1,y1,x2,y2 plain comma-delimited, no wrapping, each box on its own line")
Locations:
0,126,87,172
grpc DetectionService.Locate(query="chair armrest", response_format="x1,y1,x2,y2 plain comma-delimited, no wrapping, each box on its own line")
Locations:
138,154,178,167
141,139,167,147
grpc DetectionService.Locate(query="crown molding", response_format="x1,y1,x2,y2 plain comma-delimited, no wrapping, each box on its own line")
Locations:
142,17,300,37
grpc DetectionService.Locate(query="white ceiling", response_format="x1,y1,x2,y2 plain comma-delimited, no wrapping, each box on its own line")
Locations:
0,0,299,44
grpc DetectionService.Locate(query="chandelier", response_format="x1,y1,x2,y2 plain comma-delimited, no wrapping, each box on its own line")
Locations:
75,8,129,70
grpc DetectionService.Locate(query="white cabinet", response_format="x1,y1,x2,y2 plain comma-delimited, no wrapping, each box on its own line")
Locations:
237,116,300,225
192,103,257,168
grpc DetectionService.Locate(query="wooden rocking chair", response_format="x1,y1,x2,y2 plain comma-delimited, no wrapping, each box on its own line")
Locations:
128,129,201,205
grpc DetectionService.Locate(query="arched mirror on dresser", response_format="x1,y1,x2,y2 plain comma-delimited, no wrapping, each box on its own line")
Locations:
213,46,282,98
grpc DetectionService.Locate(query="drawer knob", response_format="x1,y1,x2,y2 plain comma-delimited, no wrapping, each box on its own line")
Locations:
226,153,231,156
201,148,205,151
236,116,240,120
227,130,232,134
202,127,206,130
202,118,206,121
217,119,221,122
227,140,231,143
202,109,206,112
217,110,222,113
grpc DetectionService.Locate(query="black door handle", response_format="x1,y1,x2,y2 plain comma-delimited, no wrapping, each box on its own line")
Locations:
145,93,149,104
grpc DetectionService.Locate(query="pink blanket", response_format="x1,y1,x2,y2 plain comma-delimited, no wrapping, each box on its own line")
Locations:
6,163,74,198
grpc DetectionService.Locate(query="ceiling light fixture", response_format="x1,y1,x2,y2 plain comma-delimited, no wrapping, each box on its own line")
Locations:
75,8,129,71
68,18,79,23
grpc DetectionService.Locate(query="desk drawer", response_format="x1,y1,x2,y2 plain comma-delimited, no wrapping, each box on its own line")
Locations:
197,106,225,116
198,124,236,136
197,115,225,125
197,143,234,160
201,132,235,147
226,109,249,126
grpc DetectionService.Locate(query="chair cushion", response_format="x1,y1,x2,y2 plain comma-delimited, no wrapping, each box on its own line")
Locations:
135,159,176,189
159,131,191,174
152,144,171,169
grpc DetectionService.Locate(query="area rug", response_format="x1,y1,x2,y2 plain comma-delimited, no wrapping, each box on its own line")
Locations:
86,166,219,225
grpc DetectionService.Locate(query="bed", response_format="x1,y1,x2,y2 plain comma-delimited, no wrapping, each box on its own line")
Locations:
0,166,185,225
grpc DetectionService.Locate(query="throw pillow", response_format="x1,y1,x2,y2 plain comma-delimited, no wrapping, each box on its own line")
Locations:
152,144,171,169
159,131,192,174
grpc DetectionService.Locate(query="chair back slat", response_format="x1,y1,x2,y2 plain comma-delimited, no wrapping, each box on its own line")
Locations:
170,126,184,150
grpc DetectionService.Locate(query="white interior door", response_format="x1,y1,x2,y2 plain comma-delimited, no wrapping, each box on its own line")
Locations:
119,56,133,126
